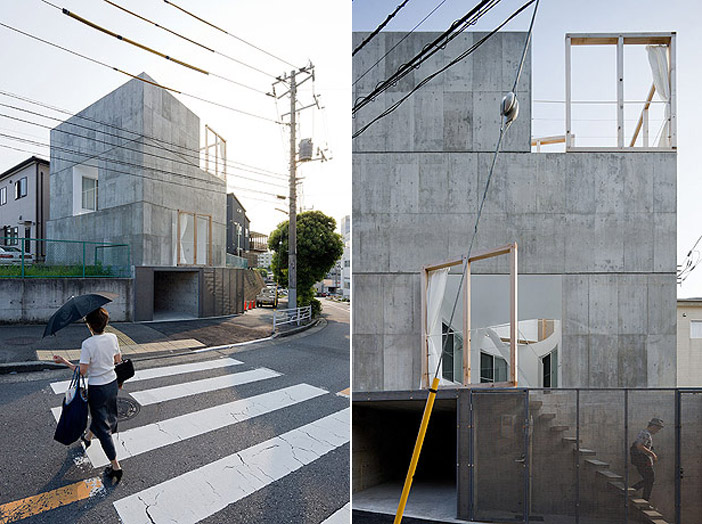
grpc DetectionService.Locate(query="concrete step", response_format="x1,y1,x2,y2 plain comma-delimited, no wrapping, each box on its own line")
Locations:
585,458,609,468
538,413,556,422
642,509,664,519
596,469,621,480
550,425,570,432
608,481,636,495
647,520,668,524
576,448,596,456
529,400,543,411
562,436,581,444
631,498,651,509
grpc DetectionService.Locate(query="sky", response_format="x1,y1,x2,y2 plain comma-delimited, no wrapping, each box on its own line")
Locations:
0,0,351,238
353,0,702,299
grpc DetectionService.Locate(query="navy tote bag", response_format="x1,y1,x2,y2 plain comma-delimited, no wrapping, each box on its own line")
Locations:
53,368,88,445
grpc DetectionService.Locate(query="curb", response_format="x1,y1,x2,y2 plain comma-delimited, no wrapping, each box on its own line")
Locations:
0,316,326,375
272,317,324,338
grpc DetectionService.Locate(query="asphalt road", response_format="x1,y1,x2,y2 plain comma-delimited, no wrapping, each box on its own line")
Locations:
0,301,349,524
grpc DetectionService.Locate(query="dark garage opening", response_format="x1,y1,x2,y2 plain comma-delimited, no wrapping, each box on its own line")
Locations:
353,399,457,522
153,270,199,320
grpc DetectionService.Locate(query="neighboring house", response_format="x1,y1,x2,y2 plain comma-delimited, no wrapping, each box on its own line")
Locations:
226,193,250,256
677,298,702,386
257,251,273,268
340,215,350,299
0,156,50,260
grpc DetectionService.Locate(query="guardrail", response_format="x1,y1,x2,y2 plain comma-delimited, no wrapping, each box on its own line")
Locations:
0,237,130,278
272,305,312,331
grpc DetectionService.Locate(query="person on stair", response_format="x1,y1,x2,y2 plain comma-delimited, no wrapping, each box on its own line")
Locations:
630,417,664,501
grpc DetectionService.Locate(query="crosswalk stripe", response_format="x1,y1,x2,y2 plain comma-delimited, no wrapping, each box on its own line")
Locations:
49,357,243,394
52,384,328,468
129,367,281,406
112,408,350,524
320,503,351,524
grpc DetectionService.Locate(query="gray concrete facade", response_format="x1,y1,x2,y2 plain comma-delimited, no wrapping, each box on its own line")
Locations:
47,73,227,268
352,32,677,391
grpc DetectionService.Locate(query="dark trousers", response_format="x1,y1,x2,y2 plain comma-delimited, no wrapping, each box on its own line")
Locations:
633,463,655,500
87,380,118,461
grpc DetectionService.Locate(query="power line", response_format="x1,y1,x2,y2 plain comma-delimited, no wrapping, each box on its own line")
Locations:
0,110,287,189
102,0,277,78
39,0,269,96
0,132,287,200
353,0,535,138
353,0,450,87
353,0,500,115
0,21,278,124
162,0,298,69
0,141,284,208
0,92,287,181
352,0,412,57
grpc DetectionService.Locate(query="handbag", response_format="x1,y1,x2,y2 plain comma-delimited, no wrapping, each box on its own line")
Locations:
115,359,135,386
54,368,88,445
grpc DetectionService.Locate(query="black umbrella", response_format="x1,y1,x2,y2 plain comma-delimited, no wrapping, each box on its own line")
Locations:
42,294,114,338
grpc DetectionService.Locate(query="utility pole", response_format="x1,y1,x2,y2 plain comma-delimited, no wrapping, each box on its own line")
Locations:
287,70,298,309
271,63,316,310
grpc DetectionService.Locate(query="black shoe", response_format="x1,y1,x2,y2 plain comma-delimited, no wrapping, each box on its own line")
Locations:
80,433,91,449
104,466,123,484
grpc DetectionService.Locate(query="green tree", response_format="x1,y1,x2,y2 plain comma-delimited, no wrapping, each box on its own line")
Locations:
268,210,343,308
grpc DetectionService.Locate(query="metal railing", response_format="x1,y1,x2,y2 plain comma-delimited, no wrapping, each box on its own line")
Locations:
272,305,312,331
0,237,130,278
225,253,248,269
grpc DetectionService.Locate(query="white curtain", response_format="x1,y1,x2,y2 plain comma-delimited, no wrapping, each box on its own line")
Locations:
425,268,450,387
646,45,671,148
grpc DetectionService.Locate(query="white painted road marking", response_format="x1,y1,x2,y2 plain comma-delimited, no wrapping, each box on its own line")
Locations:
112,408,350,524
320,503,351,524
52,384,328,468
50,357,243,394
129,367,281,406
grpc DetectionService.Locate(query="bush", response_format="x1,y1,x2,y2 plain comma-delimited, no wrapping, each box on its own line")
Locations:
310,298,322,317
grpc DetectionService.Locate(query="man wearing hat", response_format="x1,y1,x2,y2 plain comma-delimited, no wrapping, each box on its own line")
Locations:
630,417,665,500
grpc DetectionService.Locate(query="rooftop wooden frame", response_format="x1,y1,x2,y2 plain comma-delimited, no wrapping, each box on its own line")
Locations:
202,125,227,181
565,32,676,152
421,243,518,390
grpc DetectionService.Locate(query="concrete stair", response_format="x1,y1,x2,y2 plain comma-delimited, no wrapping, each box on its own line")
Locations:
535,409,671,524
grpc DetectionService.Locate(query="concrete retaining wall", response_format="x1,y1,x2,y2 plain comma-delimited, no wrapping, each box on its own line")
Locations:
0,278,131,322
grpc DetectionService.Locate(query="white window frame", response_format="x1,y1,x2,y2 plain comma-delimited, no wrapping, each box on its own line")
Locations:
690,320,702,339
0,186,6,205
72,164,99,215
15,177,27,199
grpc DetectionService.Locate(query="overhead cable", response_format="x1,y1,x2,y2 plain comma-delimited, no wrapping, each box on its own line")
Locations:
352,0,412,57
0,133,287,201
0,22,278,124
162,0,297,69
353,0,450,87
353,0,500,115
353,0,534,138
0,91,287,180
0,111,287,189
39,0,268,95
433,0,540,381
102,0,276,78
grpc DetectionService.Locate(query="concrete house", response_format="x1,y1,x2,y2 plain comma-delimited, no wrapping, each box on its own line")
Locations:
351,31,689,523
0,156,50,259
45,74,257,321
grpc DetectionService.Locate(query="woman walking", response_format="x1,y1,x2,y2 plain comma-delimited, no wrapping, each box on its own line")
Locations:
53,307,123,484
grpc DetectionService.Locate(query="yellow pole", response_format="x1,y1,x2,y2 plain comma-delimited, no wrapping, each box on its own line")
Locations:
394,376,440,524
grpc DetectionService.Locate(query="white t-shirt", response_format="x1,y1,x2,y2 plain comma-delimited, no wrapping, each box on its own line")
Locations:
79,333,121,386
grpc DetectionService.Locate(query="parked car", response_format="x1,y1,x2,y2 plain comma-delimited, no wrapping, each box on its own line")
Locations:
0,246,33,265
256,286,278,308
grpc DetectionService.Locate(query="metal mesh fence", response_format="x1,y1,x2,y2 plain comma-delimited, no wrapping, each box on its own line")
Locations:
0,238,130,278
465,388,697,524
